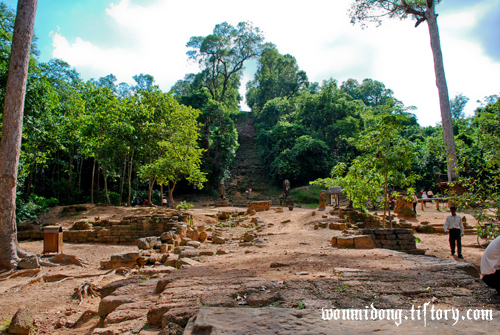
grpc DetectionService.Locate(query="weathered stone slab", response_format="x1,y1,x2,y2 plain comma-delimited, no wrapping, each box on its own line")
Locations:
177,258,201,267
98,295,136,316
184,307,500,335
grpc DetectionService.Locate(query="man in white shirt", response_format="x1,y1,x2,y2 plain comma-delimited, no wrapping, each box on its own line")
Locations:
481,235,500,294
443,206,464,259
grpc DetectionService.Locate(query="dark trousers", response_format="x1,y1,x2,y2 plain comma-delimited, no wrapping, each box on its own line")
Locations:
449,229,462,255
413,202,417,214
482,270,500,294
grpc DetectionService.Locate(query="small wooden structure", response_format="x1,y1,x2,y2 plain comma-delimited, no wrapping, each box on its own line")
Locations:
325,187,342,206
43,226,63,254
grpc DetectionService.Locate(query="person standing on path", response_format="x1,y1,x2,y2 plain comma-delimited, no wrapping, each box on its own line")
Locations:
481,235,500,294
412,193,418,215
443,206,464,258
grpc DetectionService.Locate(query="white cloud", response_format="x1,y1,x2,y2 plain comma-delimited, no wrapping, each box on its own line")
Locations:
50,0,500,126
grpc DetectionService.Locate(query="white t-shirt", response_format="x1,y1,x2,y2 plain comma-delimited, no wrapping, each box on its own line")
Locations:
481,235,500,276
443,214,464,234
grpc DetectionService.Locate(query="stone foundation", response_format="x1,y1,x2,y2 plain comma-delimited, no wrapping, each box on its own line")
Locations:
215,199,229,207
247,201,271,213
357,228,417,251
17,212,193,244
334,208,382,228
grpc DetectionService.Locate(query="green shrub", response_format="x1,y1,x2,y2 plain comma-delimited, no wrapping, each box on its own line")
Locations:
107,191,121,206
16,194,59,222
290,185,323,204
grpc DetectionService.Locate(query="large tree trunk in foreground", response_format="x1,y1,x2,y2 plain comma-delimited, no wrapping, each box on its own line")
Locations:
425,5,457,182
0,0,38,269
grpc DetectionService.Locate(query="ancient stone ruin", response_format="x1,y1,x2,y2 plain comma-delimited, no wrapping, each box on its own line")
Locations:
281,179,294,209
215,180,229,207
17,211,194,245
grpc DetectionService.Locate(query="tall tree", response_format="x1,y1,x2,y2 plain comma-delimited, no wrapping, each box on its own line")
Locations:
246,44,308,114
0,0,38,269
349,0,458,182
186,21,264,105
449,93,469,120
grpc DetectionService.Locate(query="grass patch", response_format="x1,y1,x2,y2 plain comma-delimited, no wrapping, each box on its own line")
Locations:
1,317,11,331
305,203,319,208
290,185,323,204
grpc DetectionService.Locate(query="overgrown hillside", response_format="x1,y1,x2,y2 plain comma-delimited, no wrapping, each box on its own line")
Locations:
226,113,280,205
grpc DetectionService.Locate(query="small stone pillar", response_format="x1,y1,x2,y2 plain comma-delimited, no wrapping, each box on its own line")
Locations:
317,190,327,211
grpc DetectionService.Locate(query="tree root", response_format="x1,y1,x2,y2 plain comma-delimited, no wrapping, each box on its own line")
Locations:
46,254,90,267
0,268,41,281
11,269,114,292
72,281,101,305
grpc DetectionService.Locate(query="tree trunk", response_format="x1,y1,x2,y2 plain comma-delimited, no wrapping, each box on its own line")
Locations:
127,148,134,206
67,149,73,204
168,181,176,207
90,159,95,204
0,0,38,269
103,168,110,205
425,5,457,182
78,155,83,189
26,163,33,196
96,163,100,204
119,156,127,206
148,178,155,206
160,184,163,206
383,174,388,229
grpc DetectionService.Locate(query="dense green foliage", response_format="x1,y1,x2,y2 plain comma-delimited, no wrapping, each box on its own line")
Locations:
0,3,210,217
454,97,500,224
0,1,498,221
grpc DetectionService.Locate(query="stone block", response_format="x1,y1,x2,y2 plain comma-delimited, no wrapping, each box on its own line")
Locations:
216,199,229,207
353,235,375,249
198,231,208,242
177,257,201,267
8,308,34,335
247,201,272,213
331,236,337,247
380,240,398,247
212,235,226,244
337,236,354,248
136,236,158,250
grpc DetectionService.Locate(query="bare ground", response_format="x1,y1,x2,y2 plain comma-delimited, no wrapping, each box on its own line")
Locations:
0,203,498,334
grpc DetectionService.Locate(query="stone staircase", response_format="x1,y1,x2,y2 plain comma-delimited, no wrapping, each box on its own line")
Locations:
226,113,277,206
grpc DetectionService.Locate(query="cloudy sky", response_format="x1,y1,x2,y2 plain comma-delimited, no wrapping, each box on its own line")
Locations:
4,0,500,126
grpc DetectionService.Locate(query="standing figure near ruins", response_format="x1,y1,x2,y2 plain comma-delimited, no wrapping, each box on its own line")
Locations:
218,181,227,200
283,179,290,198
443,206,464,259
412,193,418,214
